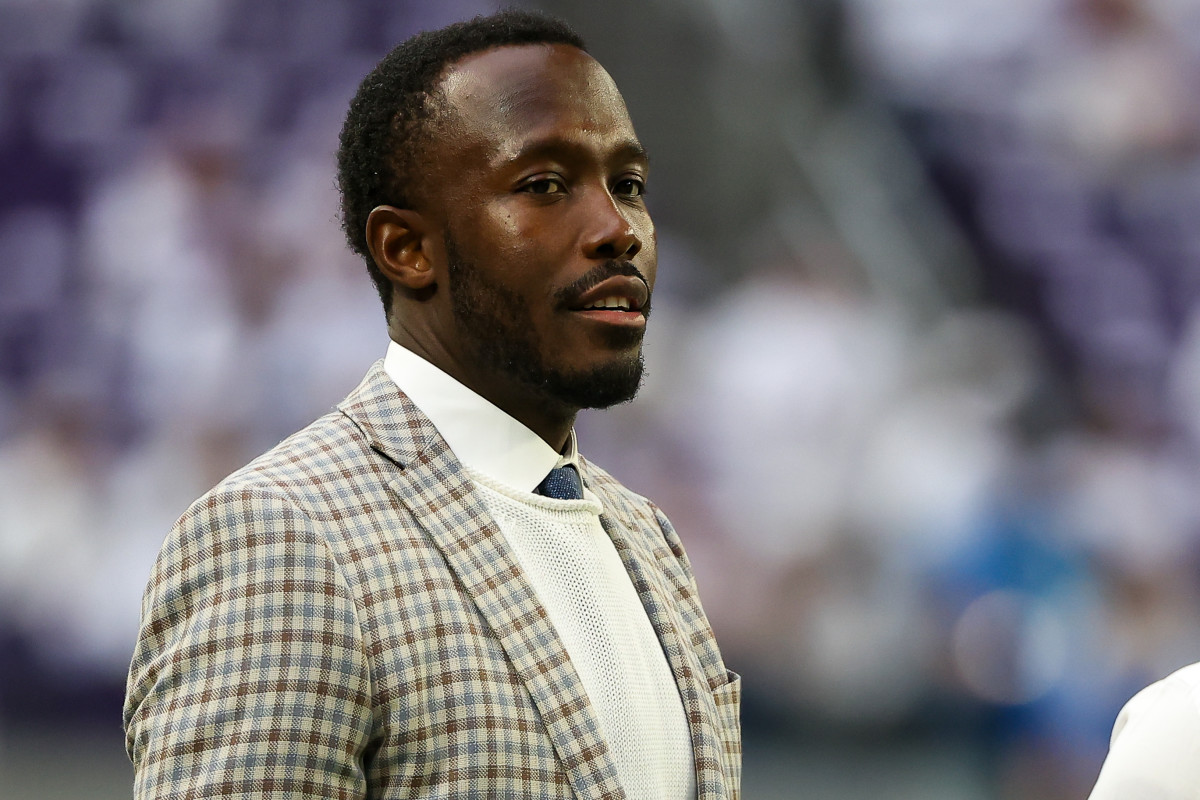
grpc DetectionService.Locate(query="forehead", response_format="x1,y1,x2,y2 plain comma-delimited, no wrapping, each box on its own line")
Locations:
434,44,639,164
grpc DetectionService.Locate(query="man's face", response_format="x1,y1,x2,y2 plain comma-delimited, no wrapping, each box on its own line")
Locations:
420,44,656,413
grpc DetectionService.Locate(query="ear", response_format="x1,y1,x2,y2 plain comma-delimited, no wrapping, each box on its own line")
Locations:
365,205,439,291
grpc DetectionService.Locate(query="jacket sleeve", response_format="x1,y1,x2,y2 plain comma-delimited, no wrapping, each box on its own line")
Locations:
123,485,374,799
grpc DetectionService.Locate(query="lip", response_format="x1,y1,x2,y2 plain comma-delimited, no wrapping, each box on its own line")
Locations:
570,307,648,330
568,275,650,314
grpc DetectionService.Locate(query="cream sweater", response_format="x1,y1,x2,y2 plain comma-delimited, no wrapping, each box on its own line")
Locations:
470,469,695,800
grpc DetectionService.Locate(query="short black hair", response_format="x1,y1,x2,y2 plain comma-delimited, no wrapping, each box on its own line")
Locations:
336,9,587,316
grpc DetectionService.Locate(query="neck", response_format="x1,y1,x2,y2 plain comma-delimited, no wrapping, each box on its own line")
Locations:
512,406,576,454
389,326,577,452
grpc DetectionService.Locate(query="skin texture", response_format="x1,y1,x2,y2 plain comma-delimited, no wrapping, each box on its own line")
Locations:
365,44,656,451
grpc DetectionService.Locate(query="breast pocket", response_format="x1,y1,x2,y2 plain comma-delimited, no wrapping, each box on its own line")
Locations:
710,669,742,797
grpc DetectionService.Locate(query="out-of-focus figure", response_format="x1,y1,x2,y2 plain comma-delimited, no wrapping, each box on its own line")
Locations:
1089,663,1200,799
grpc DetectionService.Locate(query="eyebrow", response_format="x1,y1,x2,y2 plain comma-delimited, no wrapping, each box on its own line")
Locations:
501,136,650,170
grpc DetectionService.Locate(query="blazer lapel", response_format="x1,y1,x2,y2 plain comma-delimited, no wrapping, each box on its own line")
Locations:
593,483,734,800
338,363,625,800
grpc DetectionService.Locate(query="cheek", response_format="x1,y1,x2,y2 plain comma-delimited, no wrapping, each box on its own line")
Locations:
459,209,558,306
477,207,543,267
487,206,521,238
640,223,658,287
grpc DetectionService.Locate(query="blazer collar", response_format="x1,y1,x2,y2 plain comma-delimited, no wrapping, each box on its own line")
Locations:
336,360,442,469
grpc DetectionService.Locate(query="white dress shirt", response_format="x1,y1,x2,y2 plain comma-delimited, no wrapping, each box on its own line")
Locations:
383,341,575,490
1089,662,1200,800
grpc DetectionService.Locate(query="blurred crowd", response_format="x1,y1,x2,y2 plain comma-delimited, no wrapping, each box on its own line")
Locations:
4,0,1200,797
0,0,469,708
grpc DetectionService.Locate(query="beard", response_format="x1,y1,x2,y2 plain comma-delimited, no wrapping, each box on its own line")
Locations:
445,232,646,411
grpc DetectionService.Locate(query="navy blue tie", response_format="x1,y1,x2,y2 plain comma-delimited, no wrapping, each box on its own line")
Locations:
536,464,584,500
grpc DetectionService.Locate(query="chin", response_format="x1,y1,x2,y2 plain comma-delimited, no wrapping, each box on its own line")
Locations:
540,351,645,410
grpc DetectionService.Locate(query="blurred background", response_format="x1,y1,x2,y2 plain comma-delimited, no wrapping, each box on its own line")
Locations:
3,0,1200,797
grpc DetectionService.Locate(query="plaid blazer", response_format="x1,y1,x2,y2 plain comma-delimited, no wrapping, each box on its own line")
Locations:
124,362,741,799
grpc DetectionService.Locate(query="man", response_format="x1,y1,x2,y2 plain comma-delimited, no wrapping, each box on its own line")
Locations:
1088,662,1200,799
123,10,740,800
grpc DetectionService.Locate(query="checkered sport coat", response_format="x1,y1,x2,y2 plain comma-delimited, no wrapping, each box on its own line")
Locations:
124,362,741,799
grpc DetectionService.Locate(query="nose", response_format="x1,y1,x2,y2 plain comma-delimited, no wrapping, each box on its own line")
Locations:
582,190,642,260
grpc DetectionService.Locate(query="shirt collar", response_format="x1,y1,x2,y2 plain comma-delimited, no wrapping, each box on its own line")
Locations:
383,341,577,493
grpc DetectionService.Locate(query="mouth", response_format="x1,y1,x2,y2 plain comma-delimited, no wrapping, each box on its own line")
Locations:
567,275,650,321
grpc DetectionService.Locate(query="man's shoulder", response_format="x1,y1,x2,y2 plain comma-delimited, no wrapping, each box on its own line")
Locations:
577,456,663,525
205,360,422,509
1163,662,1200,694
225,408,370,493
182,408,380,526
1090,663,1200,799
1117,663,1200,736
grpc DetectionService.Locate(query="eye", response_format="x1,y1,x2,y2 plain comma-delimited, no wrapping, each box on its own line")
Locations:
613,177,646,198
520,177,566,195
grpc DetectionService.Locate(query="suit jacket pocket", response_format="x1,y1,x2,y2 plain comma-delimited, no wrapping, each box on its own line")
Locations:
710,669,742,798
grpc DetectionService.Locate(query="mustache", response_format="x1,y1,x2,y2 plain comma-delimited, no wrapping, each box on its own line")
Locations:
554,260,652,315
